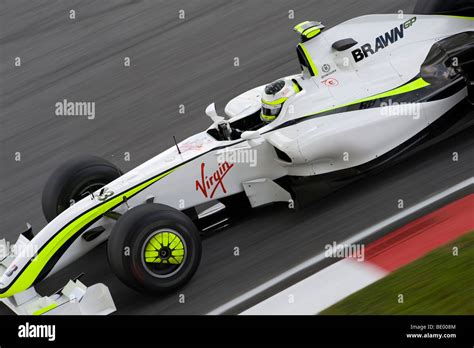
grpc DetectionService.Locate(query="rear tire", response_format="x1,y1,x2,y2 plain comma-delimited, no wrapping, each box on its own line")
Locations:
107,204,202,293
42,155,121,222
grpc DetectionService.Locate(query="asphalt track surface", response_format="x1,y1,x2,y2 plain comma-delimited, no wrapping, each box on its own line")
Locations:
0,0,473,314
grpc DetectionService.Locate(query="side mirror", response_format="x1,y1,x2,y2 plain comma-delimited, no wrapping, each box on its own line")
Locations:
241,131,261,140
205,103,224,124
241,131,264,147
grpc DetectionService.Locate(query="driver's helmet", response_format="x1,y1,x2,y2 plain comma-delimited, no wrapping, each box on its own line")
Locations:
260,78,299,123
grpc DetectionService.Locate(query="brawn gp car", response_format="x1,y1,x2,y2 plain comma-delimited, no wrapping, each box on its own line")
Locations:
1,5,472,315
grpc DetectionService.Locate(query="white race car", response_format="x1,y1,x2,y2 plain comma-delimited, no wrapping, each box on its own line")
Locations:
1,6,473,315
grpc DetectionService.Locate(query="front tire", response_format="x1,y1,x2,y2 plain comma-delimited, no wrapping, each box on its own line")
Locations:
107,204,202,293
42,155,121,222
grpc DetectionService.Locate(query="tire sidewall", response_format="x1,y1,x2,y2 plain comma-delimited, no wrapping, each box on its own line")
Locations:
42,156,120,222
108,204,202,293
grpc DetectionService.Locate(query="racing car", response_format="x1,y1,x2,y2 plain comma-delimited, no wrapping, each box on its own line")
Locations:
1,3,473,315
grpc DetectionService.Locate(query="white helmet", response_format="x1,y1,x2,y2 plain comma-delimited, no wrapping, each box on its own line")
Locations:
260,78,299,123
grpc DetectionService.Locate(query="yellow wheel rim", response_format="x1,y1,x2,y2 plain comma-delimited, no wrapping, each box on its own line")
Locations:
144,231,185,265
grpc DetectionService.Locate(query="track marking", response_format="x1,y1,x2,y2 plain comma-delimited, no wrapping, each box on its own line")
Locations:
207,177,473,315
241,193,474,315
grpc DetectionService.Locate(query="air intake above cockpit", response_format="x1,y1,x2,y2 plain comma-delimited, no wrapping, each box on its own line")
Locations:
332,38,358,51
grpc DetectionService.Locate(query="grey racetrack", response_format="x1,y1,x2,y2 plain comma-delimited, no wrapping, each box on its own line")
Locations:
1,0,472,314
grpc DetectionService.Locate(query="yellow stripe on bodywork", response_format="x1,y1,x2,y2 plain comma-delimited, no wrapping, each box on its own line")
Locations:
298,43,319,76
304,77,430,118
33,302,58,315
442,15,474,20
356,77,430,103
1,168,176,298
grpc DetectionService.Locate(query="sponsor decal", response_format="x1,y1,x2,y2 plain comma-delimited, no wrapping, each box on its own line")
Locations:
321,69,336,79
180,136,213,153
195,161,234,199
18,322,56,341
322,78,339,87
164,136,213,162
320,63,336,79
351,17,416,63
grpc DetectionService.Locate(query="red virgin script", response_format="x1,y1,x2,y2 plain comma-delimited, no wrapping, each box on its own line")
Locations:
195,162,234,199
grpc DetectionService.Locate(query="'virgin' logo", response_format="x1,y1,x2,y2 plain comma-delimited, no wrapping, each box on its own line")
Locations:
195,162,234,199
